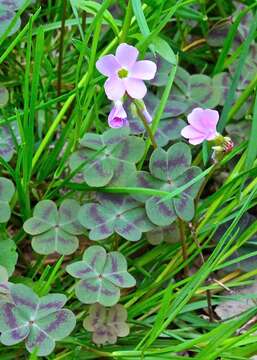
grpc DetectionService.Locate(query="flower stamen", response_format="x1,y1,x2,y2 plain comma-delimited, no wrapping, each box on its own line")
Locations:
117,68,128,78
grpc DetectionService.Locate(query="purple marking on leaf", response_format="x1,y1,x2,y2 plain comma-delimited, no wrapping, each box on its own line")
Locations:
91,254,99,268
0,11,13,21
105,135,124,145
119,222,134,234
159,202,173,217
31,220,48,230
38,236,54,244
45,311,68,333
154,155,189,175
58,234,73,245
168,154,188,169
12,295,37,310
120,139,129,159
41,205,55,221
3,303,17,329
161,120,181,132
0,283,9,291
111,256,118,272
98,193,123,206
93,161,108,177
191,82,204,89
176,74,188,88
137,173,152,188
111,162,125,183
99,223,112,236
90,205,106,224
28,329,47,348
81,281,99,293
174,196,187,212
0,147,12,156
110,274,124,285
165,105,185,115
76,267,92,277
95,327,107,336
101,287,117,296
39,301,64,311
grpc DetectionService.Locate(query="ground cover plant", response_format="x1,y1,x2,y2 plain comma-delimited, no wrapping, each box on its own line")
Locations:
1,0,257,358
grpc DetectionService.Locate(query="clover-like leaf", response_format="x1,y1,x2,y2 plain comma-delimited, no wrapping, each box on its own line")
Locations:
0,239,18,275
83,303,129,345
78,193,154,241
69,127,145,187
146,223,180,245
135,143,203,226
0,177,15,223
23,199,84,255
0,284,76,356
167,67,220,116
66,245,136,306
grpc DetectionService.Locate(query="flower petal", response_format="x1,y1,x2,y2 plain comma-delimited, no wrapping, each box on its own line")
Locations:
115,43,138,69
188,107,219,134
181,125,203,139
104,77,125,100
124,78,147,99
131,60,157,80
96,55,120,77
108,101,128,128
188,136,207,145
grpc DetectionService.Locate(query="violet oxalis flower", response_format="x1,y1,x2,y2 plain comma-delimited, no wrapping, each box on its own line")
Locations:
108,100,128,128
96,43,157,100
181,107,219,145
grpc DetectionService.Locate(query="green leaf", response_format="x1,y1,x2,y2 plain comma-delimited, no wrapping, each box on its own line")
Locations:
66,245,136,306
24,199,83,255
78,194,153,241
83,303,129,345
152,36,176,65
0,239,18,276
0,284,76,356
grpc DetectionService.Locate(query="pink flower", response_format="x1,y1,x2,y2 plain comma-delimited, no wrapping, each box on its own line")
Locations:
181,108,219,145
96,43,157,101
108,100,128,128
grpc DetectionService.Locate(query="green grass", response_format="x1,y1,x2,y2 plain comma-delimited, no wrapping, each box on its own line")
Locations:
1,0,257,359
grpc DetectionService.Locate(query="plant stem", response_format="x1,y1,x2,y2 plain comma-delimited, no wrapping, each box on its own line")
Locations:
57,0,67,100
133,100,157,149
178,218,189,277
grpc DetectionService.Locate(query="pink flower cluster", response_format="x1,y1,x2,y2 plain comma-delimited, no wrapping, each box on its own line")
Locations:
96,43,156,128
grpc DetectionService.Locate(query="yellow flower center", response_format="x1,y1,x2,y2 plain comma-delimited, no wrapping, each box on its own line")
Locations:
118,68,128,78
